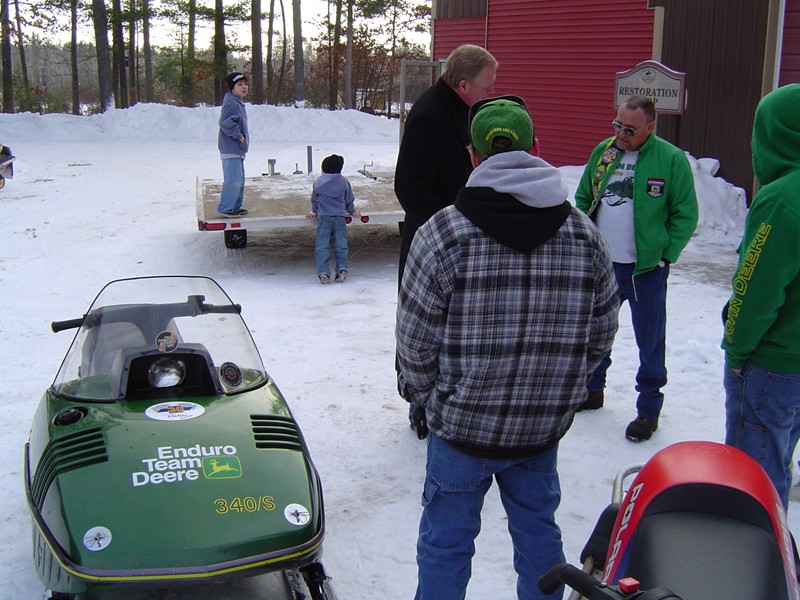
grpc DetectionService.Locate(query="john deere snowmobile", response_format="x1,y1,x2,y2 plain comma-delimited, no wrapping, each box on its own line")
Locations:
24,275,334,599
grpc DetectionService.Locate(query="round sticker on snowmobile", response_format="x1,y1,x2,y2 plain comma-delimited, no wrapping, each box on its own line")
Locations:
83,526,112,551
284,503,311,526
156,331,178,352
220,362,243,387
145,401,205,421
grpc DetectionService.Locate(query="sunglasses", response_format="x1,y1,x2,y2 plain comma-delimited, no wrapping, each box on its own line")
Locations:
468,95,529,129
611,120,652,137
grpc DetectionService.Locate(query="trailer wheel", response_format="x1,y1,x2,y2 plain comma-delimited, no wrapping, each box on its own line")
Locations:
224,229,247,249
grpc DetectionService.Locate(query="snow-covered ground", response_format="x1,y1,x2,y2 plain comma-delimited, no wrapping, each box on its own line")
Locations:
0,103,792,599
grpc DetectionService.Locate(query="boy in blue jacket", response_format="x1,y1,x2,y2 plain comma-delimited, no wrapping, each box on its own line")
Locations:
217,72,250,217
306,154,360,283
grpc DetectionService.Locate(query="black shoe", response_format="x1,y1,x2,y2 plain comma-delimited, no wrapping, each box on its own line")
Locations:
625,416,658,442
217,208,248,217
577,390,604,412
335,270,347,283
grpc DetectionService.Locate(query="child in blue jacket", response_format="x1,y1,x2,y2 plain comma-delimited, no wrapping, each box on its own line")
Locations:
306,154,361,283
217,72,249,216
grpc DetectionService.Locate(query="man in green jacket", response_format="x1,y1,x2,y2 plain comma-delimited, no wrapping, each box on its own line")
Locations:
575,95,698,442
723,84,800,509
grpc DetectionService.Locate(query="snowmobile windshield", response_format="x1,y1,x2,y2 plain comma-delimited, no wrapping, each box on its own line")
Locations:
51,276,268,401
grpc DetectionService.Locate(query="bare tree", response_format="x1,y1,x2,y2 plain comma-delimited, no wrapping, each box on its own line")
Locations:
250,0,263,103
344,0,352,108
91,0,113,111
142,0,153,102
292,0,303,106
1,0,12,112
127,0,137,104
327,0,341,109
13,0,28,88
213,0,225,103
111,0,128,107
70,0,79,113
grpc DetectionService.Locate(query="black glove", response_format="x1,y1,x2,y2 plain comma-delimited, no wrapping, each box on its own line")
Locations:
411,405,429,440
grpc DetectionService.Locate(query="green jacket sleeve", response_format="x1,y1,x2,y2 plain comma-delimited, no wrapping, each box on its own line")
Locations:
574,144,602,215
723,196,800,368
662,151,698,264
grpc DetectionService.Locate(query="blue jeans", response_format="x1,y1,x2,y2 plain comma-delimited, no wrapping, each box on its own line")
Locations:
217,157,245,213
314,215,349,276
415,435,564,600
724,363,800,509
588,262,669,420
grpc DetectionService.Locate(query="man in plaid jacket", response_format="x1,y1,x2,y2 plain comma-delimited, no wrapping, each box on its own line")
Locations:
396,97,618,600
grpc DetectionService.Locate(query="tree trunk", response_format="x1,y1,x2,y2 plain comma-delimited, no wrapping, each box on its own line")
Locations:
277,0,286,100
328,0,342,110
127,0,137,104
185,0,196,106
91,0,113,111
214,0,226,104
111,0,128,107
70,0,80,114
250,0,264,104
292,0,303,106
12,0,28,87
1,0,12,112
266,0,275,103
142,0,153,102
343,0,352,109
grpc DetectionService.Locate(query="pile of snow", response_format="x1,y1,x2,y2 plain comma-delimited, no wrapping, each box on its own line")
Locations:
0,102,398,143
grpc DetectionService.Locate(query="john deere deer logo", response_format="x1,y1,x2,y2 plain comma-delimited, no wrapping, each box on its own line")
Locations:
202,456,242,479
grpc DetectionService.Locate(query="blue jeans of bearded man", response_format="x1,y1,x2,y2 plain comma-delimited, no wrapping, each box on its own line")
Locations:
587,262,669,420
314,215,348,276
415,434,565,600
724,363,800,509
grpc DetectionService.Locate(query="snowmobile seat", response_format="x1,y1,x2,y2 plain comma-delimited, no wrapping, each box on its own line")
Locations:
623,483,788,600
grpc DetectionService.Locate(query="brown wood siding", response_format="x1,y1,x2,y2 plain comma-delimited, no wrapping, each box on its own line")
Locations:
434,0,488,19
780,0,800,85
484,0,654,167
657,0,769,200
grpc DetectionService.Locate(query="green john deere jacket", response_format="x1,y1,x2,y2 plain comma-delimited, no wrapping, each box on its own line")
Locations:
574,133,698,275
723,84,800,372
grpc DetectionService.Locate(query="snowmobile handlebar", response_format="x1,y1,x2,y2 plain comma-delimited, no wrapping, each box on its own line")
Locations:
538,563,683,599
50,296,242,333
51,317,85,332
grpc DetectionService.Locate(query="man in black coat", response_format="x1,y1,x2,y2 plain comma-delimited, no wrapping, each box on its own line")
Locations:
395,44,498,286
394,44,498,438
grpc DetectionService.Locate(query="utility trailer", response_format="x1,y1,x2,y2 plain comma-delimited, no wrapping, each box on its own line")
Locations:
196,170,403,248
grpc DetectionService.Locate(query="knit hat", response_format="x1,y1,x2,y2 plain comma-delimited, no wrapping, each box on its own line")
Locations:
321,154,344,174
226,72,248,91
469,96,533,155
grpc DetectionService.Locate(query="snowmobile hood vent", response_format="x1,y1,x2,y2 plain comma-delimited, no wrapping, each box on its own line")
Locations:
30,427,108,510
250,415,304,450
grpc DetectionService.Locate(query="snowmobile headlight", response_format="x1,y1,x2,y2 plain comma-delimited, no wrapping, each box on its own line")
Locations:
148,357,186,388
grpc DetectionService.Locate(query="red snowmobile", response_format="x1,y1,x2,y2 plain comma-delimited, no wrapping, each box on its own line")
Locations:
539,441,799,599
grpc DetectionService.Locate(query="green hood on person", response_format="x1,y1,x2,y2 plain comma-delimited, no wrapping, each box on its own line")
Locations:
751,83,800,187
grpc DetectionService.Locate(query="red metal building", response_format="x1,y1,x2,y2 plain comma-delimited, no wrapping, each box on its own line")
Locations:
428,0,800,198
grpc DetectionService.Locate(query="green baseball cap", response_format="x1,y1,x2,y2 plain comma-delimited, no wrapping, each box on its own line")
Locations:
469,96,533,155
